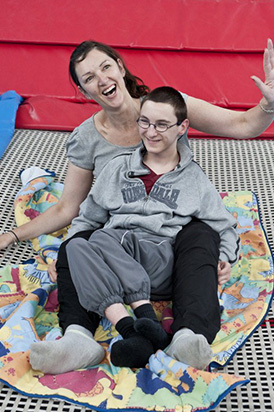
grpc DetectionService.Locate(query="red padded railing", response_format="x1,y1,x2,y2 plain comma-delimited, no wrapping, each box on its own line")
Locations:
0,0,273,136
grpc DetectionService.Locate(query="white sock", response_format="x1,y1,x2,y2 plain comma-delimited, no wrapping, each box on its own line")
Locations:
30,324,105,374
166,328,213,370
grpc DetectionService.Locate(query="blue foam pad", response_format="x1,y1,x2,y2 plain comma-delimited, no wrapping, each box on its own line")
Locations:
0,91,23,158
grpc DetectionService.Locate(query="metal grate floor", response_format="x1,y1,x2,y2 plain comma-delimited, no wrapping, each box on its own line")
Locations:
0,130,274,412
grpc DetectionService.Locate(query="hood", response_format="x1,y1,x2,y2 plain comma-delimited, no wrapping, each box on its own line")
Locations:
127,141,193,177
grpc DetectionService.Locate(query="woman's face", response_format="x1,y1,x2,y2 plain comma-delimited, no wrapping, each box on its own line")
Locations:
75,48,127,109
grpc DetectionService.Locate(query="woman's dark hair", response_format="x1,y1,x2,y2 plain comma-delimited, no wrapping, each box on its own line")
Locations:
140,86,187,123
69,40,150,98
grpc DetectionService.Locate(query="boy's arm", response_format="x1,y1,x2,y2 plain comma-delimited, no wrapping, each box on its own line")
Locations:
194,169,240,267
68,194,109,238
68,171,110,238
68,153,129,238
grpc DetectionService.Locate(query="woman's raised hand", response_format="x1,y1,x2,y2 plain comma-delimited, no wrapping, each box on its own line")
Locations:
251,39,274,108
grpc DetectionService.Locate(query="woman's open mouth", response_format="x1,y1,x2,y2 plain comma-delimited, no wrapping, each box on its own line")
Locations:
102,85,116,97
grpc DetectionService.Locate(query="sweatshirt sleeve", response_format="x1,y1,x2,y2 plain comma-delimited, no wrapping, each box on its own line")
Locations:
67,195,109,238
67,172,110,238
194,165,240,266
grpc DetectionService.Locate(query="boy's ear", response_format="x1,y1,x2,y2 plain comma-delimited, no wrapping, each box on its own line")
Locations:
178,119,189,135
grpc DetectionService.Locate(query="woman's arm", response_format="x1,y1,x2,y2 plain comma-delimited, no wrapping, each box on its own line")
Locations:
0,162,93,249
187,39,274,139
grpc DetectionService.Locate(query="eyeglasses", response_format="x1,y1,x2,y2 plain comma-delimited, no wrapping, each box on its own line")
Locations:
137,118,181,133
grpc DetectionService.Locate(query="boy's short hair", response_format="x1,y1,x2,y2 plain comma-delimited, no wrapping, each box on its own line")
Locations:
140,86,187,124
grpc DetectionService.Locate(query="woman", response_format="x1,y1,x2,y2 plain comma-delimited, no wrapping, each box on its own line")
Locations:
2,40,274,374
1,39,274,254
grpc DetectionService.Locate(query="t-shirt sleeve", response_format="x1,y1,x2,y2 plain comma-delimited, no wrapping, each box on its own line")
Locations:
66,127,94,171
179,91,188,102
178,91,189,147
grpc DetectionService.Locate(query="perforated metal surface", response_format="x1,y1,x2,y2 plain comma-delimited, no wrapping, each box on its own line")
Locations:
0,131,273,412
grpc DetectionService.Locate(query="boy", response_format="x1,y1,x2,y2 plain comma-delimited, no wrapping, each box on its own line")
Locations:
31,87,239,370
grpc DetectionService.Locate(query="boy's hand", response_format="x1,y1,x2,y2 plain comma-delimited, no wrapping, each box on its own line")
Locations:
218,261,231,285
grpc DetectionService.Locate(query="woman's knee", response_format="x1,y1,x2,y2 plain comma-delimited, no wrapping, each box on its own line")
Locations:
56,240,70,270
57,230,94,272
174,221,220,255
66,236,86,250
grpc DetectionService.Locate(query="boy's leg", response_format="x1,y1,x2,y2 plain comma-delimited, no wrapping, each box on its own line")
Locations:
65,232,156,368
117,230,173,351
106,303,154,368
30,230,104,374
133,302,171,350
106,301,170,367
166,220,220,369
66,230,170,367
57,230,100,333
66,230,152,315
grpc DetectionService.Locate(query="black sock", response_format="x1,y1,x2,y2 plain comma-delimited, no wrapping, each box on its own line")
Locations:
134,318,171,351
115,316,136,339
134,303,158,321
133,304,170,350
111,334,154,368
112,315,154,368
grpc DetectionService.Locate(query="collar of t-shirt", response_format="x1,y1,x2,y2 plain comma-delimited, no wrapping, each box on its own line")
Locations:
137,163,163,195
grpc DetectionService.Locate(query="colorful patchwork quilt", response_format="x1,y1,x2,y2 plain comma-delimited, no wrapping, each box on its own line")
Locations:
0,171,273,411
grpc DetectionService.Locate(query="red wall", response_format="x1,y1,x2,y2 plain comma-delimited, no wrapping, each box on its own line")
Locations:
0,0,273,137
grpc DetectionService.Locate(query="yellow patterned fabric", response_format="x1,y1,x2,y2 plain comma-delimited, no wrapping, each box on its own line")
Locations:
0,175,273,411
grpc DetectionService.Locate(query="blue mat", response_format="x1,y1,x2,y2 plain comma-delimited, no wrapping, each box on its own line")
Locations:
0,90,23,159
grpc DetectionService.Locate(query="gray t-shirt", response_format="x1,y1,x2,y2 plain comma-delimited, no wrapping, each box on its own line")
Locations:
66,93,189,178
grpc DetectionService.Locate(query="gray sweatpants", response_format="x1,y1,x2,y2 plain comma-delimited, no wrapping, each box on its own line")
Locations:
66,228,174,317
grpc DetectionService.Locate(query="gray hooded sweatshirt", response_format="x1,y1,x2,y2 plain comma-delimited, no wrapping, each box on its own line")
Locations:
69,142,240,266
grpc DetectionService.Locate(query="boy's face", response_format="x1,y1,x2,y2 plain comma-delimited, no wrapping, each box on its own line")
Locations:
138,101,188,156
